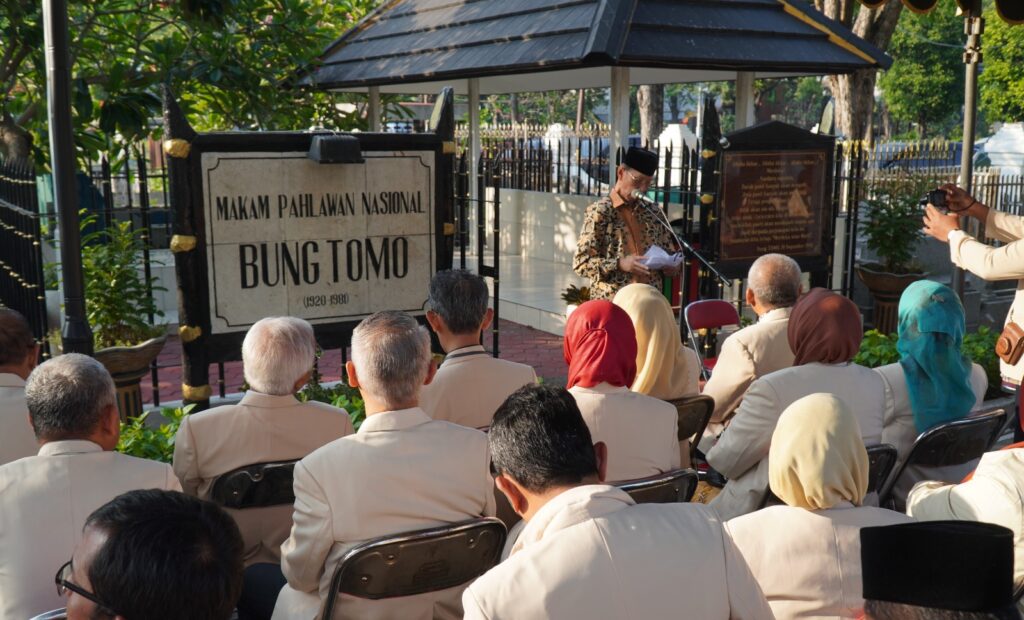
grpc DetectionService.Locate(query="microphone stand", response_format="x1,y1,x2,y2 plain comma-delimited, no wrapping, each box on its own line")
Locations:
632,193,731,287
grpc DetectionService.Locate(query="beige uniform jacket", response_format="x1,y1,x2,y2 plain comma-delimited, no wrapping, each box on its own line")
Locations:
875,362,988,505
419,345,537,429
0,373,37,466
702,307,795,426
274,407,495,620
569,383,680,482
0,440,180,619
706,363,885,520
463,484,775,620
948,208,1024,384
907,449,1024,595
172,391,353,565
725,503,913,620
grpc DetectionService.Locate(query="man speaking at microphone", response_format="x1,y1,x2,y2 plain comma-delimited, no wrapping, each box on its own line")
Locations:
573,146,681,300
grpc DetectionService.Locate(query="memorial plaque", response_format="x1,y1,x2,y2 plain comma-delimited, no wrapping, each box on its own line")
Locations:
719,150,828,262
202,151,434,334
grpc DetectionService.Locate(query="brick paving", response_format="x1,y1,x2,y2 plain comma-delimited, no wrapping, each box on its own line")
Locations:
140,319,567,406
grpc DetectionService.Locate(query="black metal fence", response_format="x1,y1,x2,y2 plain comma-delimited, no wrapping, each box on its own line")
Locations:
0,157,48,349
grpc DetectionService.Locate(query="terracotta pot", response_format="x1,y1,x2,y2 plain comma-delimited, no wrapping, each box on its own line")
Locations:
94,336,166,420
855,265,925,334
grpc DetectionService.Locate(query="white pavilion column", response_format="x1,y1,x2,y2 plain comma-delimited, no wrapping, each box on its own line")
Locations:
609,66,630,183
735,71,755,129
367,86,381,132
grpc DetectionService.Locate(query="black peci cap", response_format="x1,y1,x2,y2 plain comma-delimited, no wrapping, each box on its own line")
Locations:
622,147,658,177
860,521,1015,612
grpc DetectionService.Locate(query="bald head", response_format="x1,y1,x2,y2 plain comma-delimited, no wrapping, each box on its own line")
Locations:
747,254,802,312
0,308,37,377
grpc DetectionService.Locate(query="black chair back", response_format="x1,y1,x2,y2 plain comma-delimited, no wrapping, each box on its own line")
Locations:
615,468,698,504
666,394,715,467
210,460,298,509
879,409,1006,506
322,518,506,616
865,444,898,495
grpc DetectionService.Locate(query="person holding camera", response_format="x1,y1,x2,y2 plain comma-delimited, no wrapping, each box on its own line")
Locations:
922,183,1024,439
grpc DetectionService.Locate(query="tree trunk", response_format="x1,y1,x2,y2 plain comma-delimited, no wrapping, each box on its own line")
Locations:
0,114,33,161
637,84,664,147
820,1,902,141
510,93,520,124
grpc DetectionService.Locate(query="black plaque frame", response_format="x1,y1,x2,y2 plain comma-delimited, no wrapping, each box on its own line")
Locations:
712,121,836,284
164,88,455,407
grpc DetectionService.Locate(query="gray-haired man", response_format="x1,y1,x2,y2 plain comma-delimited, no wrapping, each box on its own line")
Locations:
273,311,496,619
0,353,180,618
421,269,537,429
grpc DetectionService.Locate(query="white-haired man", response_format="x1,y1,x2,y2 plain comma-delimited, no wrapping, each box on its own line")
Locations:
702,253,801,431
421,269,537,429
173,316,352,566
272,311,495,620
0,353,180,618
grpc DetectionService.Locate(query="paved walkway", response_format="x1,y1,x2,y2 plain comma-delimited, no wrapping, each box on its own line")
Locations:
141,319,567,406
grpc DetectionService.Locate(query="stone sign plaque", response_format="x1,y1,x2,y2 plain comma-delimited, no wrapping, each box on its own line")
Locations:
718,149,828,263
201,151,435,334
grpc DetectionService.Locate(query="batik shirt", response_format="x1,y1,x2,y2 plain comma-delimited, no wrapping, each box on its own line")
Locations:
573,196,675,300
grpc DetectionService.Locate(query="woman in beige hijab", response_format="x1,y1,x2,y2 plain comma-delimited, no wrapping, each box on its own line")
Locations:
725,393,912,620
612,283,699,400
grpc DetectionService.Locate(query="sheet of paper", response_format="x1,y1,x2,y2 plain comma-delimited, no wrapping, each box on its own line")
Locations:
639,245,683,270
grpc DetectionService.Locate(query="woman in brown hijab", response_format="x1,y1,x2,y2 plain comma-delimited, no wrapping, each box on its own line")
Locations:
706,288,887,520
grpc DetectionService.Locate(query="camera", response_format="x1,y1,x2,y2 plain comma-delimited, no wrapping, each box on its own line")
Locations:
921,188,948,209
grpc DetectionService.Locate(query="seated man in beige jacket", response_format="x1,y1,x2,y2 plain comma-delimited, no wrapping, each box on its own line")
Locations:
173,316,353,565
420,269,537,429
906,447,1024,609
0,308,42,465
0,354,180,619
702,253,800,433
463,384,774,620
272,311,496,620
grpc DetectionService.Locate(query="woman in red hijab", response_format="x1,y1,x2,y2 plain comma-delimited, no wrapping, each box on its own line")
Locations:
706,288,889,520
564,299,680,481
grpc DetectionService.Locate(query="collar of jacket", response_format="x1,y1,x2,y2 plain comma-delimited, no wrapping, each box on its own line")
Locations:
758,306,792,323
358,407,432,434
441,344,488,366
0,372,26,388
37,439,103,457
568,382,629,396
510,484,634,557
239,391,302,408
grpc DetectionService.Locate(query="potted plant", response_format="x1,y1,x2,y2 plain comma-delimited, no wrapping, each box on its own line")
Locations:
561,284,591,317
855,175,929,334
81,214,167,420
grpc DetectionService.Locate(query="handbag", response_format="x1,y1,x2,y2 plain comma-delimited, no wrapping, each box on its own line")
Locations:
996,322,1024,365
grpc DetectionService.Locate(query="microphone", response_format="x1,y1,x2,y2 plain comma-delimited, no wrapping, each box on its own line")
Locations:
629,189,656,205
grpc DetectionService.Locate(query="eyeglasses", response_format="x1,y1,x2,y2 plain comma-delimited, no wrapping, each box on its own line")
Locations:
624,168,653,189
55,560,119,616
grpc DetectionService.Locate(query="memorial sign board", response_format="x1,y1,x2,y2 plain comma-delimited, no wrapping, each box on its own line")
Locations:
713,121,836,281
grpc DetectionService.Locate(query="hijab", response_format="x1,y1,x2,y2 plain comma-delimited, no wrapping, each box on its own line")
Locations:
787,288,862,366
769,392,869,510
564,300,637,389
612,284,699,399
897,280,975,432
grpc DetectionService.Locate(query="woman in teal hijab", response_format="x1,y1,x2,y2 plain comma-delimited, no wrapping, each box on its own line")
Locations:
895,280,977,432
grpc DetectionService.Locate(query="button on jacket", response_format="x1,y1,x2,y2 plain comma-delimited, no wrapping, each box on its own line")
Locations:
172,391,353,565
419,345,537,429
0,440,180,619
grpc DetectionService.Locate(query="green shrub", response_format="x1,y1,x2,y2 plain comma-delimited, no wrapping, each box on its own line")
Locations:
299,368,367,430
117,404,193,463
853,330,900,368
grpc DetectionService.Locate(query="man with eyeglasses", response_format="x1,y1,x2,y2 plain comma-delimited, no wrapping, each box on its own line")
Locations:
0,354,180,618
58,489,244,620
172,316,352,566
573,146,681,301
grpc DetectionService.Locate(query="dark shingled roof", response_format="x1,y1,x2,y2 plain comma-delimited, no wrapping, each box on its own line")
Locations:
300,0,892,93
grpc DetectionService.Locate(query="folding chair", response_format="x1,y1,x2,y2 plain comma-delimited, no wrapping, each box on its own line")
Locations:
615,468,699,504
865,444,898,496
878,409,1006,510
664,394,715,467
684,300,740,380
321,518,506,617
209,459,298,509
